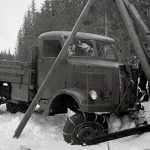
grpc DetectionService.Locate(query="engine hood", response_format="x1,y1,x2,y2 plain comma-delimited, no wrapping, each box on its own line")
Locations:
67,57,124,69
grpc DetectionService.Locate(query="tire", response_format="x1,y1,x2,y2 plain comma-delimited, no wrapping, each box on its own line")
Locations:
6,102,19,113
18,102,29,113
6,102,29,113
63,112,108,145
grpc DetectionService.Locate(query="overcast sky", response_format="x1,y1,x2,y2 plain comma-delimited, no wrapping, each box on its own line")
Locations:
0,0,44,54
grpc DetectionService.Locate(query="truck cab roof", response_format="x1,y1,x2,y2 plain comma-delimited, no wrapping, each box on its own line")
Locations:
39,31,115,43
38,31,117,59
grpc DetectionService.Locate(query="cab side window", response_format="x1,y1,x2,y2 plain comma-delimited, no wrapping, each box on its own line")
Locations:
96,41,116,59
43,39,62,57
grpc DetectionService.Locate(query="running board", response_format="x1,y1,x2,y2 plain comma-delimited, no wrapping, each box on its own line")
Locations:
85,124,150,145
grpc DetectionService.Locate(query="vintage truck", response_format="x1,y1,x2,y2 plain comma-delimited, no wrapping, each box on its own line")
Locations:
0,30,140,144
4,0,150,145
0,30,120,114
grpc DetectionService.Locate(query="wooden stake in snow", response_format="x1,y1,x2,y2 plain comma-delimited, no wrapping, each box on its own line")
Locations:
107,143,110,150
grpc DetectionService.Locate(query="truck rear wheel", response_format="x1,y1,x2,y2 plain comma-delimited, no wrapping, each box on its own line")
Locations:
63,112,108,145
6,102,19,113
6,102,29,113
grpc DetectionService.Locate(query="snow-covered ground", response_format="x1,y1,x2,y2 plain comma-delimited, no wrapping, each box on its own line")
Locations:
0,103,150,150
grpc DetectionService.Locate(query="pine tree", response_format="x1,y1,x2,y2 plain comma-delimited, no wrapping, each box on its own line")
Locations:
16,28,24,60
16,0,38,62
15,0,150,63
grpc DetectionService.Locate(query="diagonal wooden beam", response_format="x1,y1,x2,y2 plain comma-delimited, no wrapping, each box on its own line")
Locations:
13,0,94,138
123,0,150,42
114,0,150,83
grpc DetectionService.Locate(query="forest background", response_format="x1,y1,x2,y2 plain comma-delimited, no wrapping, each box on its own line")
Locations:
2,0,150,62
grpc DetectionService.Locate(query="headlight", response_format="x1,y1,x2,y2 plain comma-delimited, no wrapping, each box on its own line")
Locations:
89,90,97,100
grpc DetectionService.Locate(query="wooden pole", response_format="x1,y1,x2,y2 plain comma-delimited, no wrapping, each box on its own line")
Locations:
13,0,94,138
115,0,150,82
123,0,150,42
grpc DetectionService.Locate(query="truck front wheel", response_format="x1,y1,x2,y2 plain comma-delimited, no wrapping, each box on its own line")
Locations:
63,112,108,145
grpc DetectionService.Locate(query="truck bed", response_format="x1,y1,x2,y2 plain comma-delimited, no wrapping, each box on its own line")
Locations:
0,60,31,84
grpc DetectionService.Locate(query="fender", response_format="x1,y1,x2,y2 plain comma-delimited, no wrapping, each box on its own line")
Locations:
43,88,87,116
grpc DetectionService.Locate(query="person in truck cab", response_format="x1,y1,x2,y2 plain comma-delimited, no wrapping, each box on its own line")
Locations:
68,39,95,56
68,43,76,56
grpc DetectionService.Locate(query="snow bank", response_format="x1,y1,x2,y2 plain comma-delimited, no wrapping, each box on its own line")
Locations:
108,113,136,133
0,103,150,150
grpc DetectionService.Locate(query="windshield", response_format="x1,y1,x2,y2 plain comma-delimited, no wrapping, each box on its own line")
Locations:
67,39,95,56
67,38,116,59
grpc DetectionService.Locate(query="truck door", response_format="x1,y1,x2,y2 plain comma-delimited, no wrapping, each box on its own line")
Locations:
38,38,62,99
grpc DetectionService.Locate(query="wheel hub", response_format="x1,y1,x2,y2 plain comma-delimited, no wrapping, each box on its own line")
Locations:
73,122,100,144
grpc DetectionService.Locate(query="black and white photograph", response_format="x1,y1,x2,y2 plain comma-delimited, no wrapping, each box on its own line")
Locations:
0,0,150,149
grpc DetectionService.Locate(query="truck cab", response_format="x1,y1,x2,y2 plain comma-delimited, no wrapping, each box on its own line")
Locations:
37,31,131,115
0,31,136,115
